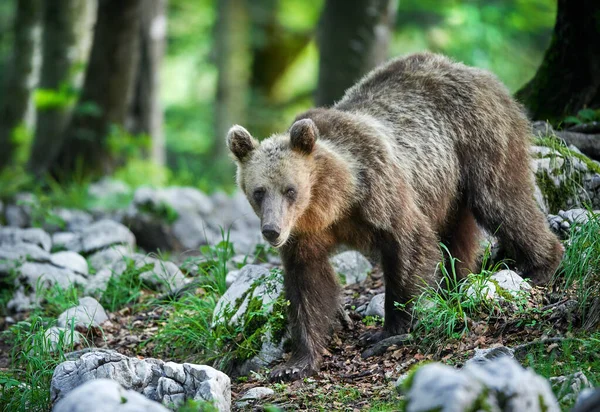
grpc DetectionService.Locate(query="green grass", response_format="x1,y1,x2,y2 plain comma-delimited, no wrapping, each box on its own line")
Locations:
554,211,600,318
410,244,519,346
522,333,600,410
0,316,81,412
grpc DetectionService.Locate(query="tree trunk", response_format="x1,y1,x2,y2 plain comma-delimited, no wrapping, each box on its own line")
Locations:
316,0,398,107
50,0,143,178
128,0,167,166
27,0,96,176
247,0,311,137
516,0,600,123
214,0,251,159
0,0,42,171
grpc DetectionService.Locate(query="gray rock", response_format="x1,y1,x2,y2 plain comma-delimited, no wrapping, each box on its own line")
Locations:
572,388,600,412
4,192,36,227
84,254,186,295
59,220,136,255
0,227,52,251
53,378,169,412
0,242,51,275
490,270,531,295
365,293,385,318
44,326,83,352
52,232,79,251
45,209,94,233
51,252,88,276
225,270,240,287
51,350,231,411
57,297,109,329
330,251,372,285
236,387,274,407
466,346,515,366
406,357,559,412
87,246,133,271
549,371,593,405
213,265,286,373
467,270,530,300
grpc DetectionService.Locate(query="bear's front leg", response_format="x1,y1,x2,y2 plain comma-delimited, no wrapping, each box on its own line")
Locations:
270,235,340,382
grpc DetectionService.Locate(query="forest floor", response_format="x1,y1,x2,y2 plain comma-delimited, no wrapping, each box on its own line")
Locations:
2,260,597,412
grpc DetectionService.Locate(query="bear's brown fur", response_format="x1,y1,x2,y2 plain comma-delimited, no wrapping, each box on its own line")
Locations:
227,52,563,381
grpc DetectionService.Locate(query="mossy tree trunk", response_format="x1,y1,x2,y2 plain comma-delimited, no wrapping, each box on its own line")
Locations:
316,0,398,107
0,0,42,171
27,0,96,176
129,0,167,166
50,0,143,179
516,0,600,123
214,0,251,174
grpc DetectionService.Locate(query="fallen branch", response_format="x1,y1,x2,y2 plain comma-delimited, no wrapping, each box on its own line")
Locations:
361,334,413,359
513,337,584,357
533,121,600,160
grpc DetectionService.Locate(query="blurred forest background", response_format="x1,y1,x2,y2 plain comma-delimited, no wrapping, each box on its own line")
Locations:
0,0,596,196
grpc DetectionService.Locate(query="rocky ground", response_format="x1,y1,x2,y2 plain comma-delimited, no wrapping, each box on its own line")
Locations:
1,126,600,411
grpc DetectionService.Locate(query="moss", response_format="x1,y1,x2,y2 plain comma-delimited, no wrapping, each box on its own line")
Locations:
137,200,179,224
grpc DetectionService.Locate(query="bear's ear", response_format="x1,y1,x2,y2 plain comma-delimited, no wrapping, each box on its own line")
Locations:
289,119,318,155
227,125,258,161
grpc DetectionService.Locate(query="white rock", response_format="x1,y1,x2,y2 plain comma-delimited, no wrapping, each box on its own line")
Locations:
465,279,497,300
550,371,593,404
87,245,133,271
225,270,240,287
491,270,531,295
60,220,136,254
330,251,372,285
57,297,108,329
406,357,559,412
365,293,385,318
50,350,231,411
43,326,83,352
0,227,51,251
0,243,51,275
53,379,169,412
51,252,89,275
236,386,275,407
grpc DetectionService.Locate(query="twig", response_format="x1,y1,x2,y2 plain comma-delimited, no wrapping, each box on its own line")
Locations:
567,122,600,134
361,334,413,359
540,298,569,312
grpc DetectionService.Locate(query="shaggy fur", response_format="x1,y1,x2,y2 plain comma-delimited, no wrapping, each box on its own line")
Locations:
227,52,563,381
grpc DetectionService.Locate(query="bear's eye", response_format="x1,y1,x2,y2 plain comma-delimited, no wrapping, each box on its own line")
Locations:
253,188,265,203
284,187,297,201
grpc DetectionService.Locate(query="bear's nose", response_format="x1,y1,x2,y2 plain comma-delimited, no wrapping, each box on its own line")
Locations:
262,225,280,242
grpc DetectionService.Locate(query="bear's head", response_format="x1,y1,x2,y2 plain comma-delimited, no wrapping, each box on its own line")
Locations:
226,119,319,248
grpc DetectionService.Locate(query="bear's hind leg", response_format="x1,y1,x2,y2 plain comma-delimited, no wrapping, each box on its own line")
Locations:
442,208,481,278
271,235,340,382
470,168,563,285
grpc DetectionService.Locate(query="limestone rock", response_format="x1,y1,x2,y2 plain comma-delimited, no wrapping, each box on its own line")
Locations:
57,297,108,330
53,379,169,412
405,357,559,412
365,293,385,319
50,350,231,411
330,251,372,285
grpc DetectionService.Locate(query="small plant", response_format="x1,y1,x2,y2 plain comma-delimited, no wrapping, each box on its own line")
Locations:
0,316,78,411
554,211,600,318
563,108,600,126
99,258,154,312
410,243,512,345
362,315,383,327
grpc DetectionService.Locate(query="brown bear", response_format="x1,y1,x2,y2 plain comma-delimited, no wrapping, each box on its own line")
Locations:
226,52,563,381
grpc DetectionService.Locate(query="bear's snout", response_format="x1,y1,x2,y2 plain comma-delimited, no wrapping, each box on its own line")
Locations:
261,224,281,242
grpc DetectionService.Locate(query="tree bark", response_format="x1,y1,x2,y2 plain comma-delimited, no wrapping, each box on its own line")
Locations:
516,0,600,123
214,0,251,160
0,0,42,171
316,0,398,107
128,0,167,166
27,0,96,176
50,0,143,178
